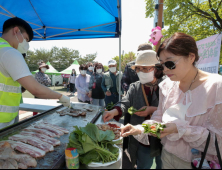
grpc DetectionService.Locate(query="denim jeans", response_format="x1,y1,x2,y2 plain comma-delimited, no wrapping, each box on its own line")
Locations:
137,144,162,169
105,93,119,106
92,99,105,107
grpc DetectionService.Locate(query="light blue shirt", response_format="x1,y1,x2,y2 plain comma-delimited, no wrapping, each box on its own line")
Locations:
75,74,91,102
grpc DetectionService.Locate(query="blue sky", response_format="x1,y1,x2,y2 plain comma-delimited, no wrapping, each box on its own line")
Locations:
29,0,154,66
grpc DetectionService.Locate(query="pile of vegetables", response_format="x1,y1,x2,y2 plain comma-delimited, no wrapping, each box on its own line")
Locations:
106,102,115,111
142,123,166,138
128,106,146,115
67,123,119,165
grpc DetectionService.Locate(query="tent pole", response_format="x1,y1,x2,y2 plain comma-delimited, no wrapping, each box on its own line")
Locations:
119,34,121,101
117,0,122,102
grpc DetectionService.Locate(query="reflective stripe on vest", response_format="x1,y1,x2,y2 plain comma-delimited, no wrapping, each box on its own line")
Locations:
0,83,21,93
0,38,21,123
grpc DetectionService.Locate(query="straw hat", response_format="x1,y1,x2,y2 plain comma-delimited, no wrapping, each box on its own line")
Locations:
38,61,49,69
131,50,159,70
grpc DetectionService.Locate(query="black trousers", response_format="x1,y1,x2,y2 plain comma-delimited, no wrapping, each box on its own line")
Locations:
70,83,75,93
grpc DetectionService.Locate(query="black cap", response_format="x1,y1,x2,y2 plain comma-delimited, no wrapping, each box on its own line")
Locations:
3,17,33,41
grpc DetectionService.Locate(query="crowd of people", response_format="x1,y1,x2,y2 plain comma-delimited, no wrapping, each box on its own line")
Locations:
0,17,222,169
74,60,122,107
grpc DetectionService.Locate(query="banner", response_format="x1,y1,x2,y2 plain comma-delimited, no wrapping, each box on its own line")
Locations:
196,34,222,74
62,74,70,78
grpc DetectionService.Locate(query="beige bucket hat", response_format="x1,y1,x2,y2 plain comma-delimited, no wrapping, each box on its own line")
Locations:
131,50,159,70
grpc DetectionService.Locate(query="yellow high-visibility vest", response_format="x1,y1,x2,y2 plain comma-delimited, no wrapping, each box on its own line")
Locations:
0,38,21,123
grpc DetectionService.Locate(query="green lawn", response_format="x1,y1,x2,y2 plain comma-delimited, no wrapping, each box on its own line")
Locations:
22,86,67,98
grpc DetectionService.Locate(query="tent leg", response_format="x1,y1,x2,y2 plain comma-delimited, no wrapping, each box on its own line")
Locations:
119,34,122,101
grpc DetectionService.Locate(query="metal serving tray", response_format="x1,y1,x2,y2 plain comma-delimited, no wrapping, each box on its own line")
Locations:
0,103,102,169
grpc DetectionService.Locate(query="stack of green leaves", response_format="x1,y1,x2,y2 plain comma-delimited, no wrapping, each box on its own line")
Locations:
106,102,115,111
67,123,119,165
128,106,146,115
142,123,166,138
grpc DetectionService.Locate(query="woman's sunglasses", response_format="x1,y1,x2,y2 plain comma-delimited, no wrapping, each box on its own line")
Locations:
155,57,182,70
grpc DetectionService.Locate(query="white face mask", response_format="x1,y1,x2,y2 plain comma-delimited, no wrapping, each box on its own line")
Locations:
80,70,87,75
15,30,29,54
137,71,154,84
41,68,47,73
109,67,116,73
96,69,102,74
88,67,94,71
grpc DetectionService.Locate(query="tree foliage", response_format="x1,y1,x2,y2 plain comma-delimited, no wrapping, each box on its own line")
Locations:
145,0,222,63
103,65,109,72
112,52,136,71
25,47,97,71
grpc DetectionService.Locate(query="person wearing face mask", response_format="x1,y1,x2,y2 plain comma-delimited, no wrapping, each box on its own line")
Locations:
87,62,94,76
35,61,51,87
121,33,222,169
0,17,70,130
75,64,91,104
69,69,77,96
102,50,164,169
101,60,123,106
88,63,105,107
33,61,51,116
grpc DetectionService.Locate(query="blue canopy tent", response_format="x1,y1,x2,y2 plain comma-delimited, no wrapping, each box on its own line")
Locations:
0,0,122,100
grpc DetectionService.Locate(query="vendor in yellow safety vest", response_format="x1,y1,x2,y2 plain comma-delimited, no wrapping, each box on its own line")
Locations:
0,17,70,130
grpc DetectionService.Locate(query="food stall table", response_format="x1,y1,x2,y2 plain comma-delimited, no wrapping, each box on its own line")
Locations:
19,98,61,112
0,103,102,169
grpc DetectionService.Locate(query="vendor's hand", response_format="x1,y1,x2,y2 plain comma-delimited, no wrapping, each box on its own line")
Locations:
106,91,111,96
121,124,142,137
160,123,178,139
59,95,71,108
102,109,119,122
134,106,156,117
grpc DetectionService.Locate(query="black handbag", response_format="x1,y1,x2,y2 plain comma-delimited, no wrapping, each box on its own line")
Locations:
191,133,222,169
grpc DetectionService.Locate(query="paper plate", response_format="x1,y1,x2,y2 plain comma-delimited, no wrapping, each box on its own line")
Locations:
87,145,122,167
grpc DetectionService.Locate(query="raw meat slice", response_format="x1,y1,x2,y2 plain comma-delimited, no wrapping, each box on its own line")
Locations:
0,140,45,158
2,159,18,169
20,131,60,146
42,122,69,134
23,127,57,137
9,135,54,152
0,142,37,168
0,159,4,169
34,124,64,136
6,159,18,169
18,163,27,169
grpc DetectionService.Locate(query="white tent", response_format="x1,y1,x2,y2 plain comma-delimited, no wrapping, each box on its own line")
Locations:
59,60,80,75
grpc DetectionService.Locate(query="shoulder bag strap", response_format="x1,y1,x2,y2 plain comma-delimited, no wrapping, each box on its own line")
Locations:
215,135,222,167
141,84,152,119
198,133,211,169
141,84,149,106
